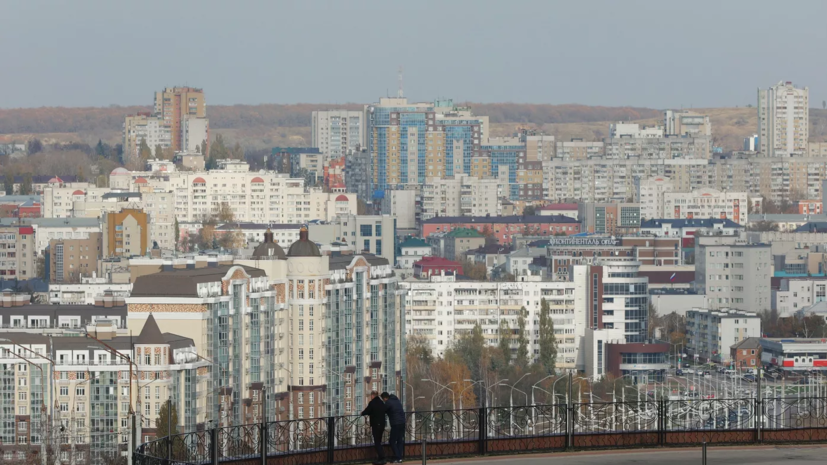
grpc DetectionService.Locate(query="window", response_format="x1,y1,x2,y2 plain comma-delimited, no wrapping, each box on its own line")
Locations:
76,387,85,397
155,386,160,400
60,386,68,396
376,240,382,256
309,392,315,404
360,225,373,237
363,239,370,253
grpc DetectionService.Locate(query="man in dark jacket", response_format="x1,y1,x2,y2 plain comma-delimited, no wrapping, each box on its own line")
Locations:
381,392,405,463
361,391,387,464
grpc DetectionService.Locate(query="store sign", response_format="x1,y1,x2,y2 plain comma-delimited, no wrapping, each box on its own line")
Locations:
548,236,621,247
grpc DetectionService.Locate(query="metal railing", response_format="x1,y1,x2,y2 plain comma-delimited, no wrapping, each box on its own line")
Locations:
134,396,827,465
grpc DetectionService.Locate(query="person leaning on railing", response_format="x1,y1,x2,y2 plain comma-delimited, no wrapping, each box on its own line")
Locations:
361,390,387,465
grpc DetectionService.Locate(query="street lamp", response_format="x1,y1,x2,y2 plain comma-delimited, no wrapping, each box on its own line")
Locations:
530,375,555,428
505,372,532,437
422,379,456,439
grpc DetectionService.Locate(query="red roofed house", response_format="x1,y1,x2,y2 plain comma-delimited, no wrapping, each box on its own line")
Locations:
413,256,463,278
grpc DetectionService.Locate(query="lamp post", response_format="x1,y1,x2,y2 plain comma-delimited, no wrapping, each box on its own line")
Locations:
505,372,532,437
485,379,508,437
458,380,481,437
422,379,455,439
530,375,554,427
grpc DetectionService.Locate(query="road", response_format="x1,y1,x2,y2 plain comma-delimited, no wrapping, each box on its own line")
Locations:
433,445,827,464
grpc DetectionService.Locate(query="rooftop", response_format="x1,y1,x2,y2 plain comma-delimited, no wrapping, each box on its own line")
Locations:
446,228,483,238
641,218,743,229
414,256,462,267
398,238,430,249
538,203,578,211
217,223,302,231
131,265,267,297
424,215,579,224
329,254,389,270
731,337,762,350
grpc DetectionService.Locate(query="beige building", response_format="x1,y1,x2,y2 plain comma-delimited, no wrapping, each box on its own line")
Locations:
103,208,149,257
122,114,172,167
758,81,809,157
49,232,101,283
421,174,506,221
311,110,364,157
154,86,206,152
0,225,36,279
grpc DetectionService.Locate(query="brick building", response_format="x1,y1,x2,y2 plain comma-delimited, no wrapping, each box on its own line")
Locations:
731,338,762,368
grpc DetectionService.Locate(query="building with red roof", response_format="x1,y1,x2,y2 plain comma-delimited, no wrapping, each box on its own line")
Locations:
413,256,463,278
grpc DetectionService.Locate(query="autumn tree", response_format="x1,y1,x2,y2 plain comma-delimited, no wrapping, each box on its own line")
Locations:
216,202,235,223
154,144,164,159
538,298,557,375
3,172,13,195
173,218,180,252
357,199,370,215
407,334,433,365
515,307,530,369
447,324,487,383
460,259,487,280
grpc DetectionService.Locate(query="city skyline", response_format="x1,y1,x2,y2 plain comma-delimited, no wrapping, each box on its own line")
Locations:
3,0,827,109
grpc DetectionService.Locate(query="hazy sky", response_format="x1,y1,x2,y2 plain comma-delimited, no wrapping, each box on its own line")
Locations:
3,0,827,109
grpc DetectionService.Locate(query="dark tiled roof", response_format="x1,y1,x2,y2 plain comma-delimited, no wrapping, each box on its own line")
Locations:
640,218,743,229
469,244,512,255
136,314,165,345
731,337,762,350
328,254,389,270
423,215,579,224
794,222,827,233
131,265,266,297
0,304,126,327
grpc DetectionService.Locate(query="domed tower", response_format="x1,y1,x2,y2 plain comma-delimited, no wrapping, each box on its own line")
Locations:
252,228,286,259
285,226,328,418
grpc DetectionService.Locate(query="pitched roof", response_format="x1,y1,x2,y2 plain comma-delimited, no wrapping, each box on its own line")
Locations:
136,314,165,345
423,215,579,224
131,265,266,297
398,238,429,249
731,337,762,351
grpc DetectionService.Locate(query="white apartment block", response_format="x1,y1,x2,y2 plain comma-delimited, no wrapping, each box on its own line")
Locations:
402,274,586,372
42,184,107,218
554,140,605,160
381,189,418,229
182,116,209,153
758,81,809,157
638,176,674,219
686,308,762,363
609,123,664,139
311,110,364,156
122,114,172,166
658,188,748,225
695,235,772,312
421,174,505,221
109,163,358,225
774,278,827,318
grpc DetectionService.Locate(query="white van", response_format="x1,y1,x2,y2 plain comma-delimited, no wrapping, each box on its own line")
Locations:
725,369,737,378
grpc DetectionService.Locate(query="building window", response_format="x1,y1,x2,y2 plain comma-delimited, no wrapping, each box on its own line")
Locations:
360,225,373,237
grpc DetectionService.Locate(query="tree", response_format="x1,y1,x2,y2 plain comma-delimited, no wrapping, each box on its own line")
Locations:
537,299,557,375
498,319,511,365
173,218,180,252
139,138,152,160
407,334,433,365
211,134,229,160
515,307,529,368
155,400,179,439
26,138,43,155
748,220,779,232
445,323,488,383
461,259,487,280
76,166,86,183
523,205,536,216
3,172,14,195
96,174,109,188
20,173,33,195
154,144,164,159
216,202,235,223
95,139,106,158
231,142,244,160
200,139,208,156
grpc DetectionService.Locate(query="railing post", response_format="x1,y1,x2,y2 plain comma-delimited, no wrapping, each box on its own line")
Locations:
756,370,763,443
478,407,486,455
211,427,219,465
327,416,335,464
164,435,171,465
421,438,427,465
260,421,268,465
658,399,665,446
566,373,573,450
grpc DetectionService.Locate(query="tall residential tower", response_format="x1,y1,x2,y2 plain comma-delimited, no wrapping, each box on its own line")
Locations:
758,81,809,157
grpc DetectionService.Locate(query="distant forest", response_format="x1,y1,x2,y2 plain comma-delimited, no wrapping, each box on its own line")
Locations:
0,103,662,134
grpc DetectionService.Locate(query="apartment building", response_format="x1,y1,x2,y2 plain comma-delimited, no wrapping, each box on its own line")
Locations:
122,113,172,166
182,115,209,153
49,232,102,283
0,218,102,258
308,214,396,265
381,189,418,230
42,184,106,218
421,215,581,245
695,235,772,311
401,273,586,371
555,140,605,160
651,188,748,225
578,202,641,234
686,308,762,362
0,301,207,464
664,110,712,137
545,236,681,281
774,278,827,318
311,110,364,157
0,225,36,279
127,229,404,420
421,174,506,221
154,86,206,152
102,208,148,257
639,218,742,246
442,228,485,261
758,81,809,157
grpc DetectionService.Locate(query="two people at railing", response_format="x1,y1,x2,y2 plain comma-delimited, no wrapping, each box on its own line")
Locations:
361,390,405,465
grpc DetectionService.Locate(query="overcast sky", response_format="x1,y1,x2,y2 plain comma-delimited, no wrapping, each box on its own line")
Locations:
3,0,827,109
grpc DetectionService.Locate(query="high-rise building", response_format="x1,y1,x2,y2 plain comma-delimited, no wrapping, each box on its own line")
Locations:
154,87,206,152
695,235,771,311
758,81,809,157
182,115,209,153
311,110,364,157
122,113,172,166
664,110,712,137
0,225,36,279
102,208,149,257
49,232,102,283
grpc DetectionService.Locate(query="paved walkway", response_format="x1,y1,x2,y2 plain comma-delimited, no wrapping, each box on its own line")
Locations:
430,445,827,464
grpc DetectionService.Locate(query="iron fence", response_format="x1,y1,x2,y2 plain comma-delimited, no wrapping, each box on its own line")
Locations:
134,396,827,465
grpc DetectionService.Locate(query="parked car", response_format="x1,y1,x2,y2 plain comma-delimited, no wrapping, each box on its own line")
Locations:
703,371,712,377
743,374,757,383
797,378,810,385
675,369,684,376
683,363,691,368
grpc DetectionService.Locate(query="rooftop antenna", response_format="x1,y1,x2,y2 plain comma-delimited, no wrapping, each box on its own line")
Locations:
398,65,404,98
